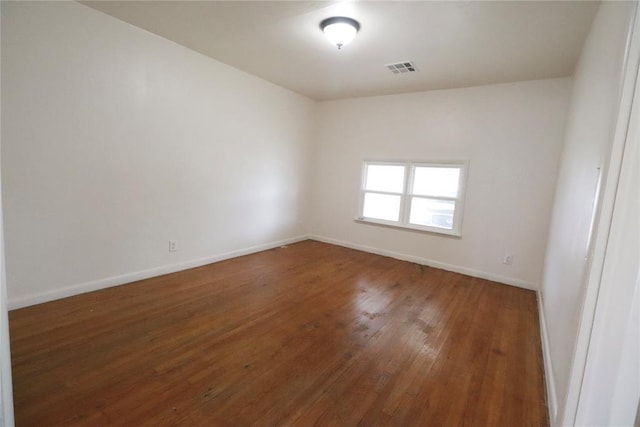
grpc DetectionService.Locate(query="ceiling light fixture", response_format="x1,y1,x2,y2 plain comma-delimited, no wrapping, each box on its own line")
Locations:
320,17,360,50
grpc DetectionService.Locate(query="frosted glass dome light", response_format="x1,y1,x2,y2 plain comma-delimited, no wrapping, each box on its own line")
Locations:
320,17,360,50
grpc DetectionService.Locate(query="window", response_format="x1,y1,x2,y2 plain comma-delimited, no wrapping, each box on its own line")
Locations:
358,161,467,236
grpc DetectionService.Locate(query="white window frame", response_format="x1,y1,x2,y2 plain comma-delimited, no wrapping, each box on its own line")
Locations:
357,160,468,237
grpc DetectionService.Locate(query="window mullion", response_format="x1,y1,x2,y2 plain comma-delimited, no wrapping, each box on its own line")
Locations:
410,195,459,203
400,164,413,226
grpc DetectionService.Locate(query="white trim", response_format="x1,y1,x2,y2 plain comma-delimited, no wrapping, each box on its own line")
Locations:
308,234,537,291
8,235,310,310
537,290,558,425
8,233,537,311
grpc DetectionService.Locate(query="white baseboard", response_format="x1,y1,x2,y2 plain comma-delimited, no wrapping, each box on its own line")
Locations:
308,234,538,291
9,234,538,310
537,290,558,424
8,235,310,310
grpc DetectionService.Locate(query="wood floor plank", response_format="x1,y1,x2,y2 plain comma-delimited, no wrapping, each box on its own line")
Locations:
9,240,548,426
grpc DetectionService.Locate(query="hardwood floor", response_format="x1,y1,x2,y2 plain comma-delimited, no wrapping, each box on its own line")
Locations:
9,240,548,426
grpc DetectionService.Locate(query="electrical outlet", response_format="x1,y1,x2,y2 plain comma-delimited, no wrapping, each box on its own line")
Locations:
169,240,177,252
503,254,513,265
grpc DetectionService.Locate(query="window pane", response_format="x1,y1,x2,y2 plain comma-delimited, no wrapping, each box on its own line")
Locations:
412,167,460,198
363,192,401,222
409,198,455,229
365,164,405,193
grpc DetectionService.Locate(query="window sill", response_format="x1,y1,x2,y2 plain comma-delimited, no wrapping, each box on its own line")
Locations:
354,217,462,238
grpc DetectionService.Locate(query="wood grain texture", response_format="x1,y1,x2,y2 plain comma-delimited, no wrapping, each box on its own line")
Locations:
9,240,548,426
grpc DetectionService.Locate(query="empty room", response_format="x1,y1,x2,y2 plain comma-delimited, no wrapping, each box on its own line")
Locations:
1,1,639,426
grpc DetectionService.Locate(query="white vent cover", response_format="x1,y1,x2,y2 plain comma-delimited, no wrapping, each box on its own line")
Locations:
386,61,417,74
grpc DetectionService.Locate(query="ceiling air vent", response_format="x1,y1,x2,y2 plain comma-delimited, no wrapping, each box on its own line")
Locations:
386,61,417,74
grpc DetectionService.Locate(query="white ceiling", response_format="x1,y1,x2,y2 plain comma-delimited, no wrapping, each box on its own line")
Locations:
83,1,599,101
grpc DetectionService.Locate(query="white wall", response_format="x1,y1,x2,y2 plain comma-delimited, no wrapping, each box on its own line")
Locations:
0,2,16,424
576,110,639,426
1,1,315,309
310,78,571,289
539,1,635,424
569,4,640,425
